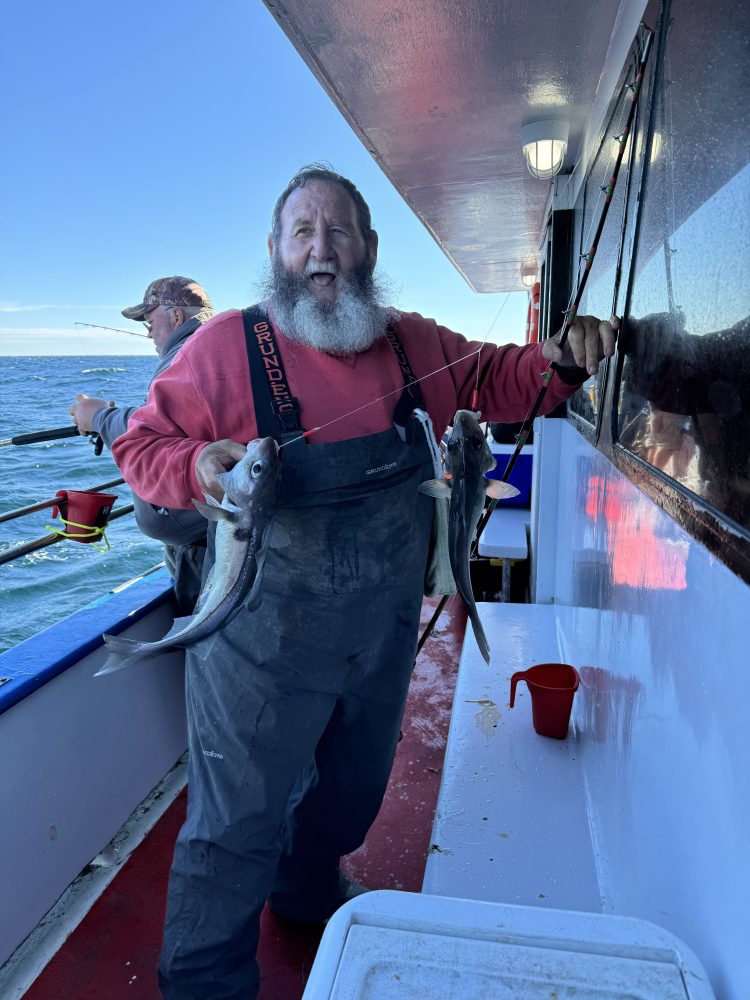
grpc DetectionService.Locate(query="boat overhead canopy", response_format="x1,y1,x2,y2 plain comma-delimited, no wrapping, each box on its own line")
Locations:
263,0,622,291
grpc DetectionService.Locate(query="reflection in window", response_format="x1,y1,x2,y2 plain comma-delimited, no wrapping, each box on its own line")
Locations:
618,0,750,532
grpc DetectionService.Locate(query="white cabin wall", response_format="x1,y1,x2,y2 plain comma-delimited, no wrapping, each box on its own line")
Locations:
532,418,749,999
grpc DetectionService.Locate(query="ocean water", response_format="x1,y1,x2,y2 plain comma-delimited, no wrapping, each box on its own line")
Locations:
0,356,166,653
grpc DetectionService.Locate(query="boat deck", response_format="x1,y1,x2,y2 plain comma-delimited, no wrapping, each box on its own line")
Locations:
20,597,467,1000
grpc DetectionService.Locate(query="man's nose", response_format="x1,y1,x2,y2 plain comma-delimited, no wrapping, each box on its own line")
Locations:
310,228,334,259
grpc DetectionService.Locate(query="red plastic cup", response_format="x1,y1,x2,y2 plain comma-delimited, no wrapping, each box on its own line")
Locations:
509,663,580,740
51,490,117,542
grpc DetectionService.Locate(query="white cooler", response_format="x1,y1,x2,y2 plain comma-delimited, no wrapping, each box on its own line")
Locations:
302,890,715,999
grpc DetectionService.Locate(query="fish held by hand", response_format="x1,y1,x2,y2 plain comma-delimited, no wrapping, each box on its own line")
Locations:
419,410,518,664
96,437,280,675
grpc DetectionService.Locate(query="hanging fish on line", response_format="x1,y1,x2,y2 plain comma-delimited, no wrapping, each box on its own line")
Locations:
96,437,280,675
418,410,518,664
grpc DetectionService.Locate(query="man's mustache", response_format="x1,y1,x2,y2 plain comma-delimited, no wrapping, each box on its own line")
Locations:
304,261,338,277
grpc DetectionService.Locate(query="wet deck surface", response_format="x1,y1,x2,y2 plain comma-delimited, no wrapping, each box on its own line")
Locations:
24,597,466,1000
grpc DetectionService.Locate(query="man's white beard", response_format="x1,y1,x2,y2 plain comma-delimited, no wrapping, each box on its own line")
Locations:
267,258,388,355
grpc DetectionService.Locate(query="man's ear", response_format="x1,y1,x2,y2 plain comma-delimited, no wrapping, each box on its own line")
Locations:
172,306,186,329
367,229,379,269
267,233,274,258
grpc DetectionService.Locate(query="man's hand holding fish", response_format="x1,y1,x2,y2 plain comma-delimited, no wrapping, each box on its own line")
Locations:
196,438,251,501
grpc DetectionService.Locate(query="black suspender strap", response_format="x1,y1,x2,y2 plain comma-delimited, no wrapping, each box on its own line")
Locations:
242,307,303,443
386,323,426,428
242,308,425,441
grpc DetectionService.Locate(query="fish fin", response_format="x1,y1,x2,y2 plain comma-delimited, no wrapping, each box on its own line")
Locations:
192,565,215,614
418,478,452,499
485,480,521,500
192,498,234,522
95,633,156,676
160,615,195,641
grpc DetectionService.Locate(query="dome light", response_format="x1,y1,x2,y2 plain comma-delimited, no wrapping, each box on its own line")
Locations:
521,261,538,287
521,121,569,180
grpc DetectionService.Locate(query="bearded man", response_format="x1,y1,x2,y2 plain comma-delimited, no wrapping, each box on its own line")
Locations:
113,165,616,1000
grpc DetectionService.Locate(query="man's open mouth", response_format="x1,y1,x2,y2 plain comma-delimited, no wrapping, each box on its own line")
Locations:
310,272,336,286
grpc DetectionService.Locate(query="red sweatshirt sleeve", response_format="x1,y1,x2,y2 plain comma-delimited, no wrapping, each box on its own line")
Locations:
396,313,586,435
112,313,258,508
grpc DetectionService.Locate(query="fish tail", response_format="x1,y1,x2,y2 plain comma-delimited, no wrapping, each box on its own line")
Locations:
468,608,491,665
95,633,152,676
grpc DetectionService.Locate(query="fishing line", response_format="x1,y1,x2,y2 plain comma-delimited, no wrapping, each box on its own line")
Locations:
468,24,654,549
418,24,655,653
554,43,640,210
277,347,483,449
472,273,522,410
75,321,149,339
278,281,522,451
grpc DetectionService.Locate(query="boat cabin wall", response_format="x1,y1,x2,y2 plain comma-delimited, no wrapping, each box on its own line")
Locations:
529,0,749,994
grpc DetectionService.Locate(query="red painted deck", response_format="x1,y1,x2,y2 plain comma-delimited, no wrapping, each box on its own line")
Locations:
24,598,466,1000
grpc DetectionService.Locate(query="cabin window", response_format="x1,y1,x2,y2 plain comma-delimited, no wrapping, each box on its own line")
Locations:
615,0,750,534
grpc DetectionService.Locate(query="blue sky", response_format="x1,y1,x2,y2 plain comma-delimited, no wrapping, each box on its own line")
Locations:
0,0,528,356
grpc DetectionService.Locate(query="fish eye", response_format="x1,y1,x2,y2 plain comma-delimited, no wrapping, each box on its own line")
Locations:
251,461,265,477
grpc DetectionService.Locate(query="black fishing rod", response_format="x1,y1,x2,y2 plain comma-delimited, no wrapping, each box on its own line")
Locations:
473,26,654,549
417,24,655,658
0,425,80,447
0,424,105,454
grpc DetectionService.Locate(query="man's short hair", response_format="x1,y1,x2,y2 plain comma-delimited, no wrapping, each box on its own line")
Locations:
270,164,374,243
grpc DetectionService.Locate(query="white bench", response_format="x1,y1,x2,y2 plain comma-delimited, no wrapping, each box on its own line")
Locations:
477,507,530,599
423,603,601,912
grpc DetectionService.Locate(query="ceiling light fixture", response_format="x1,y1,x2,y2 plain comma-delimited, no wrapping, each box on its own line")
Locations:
521,120,569,180
520,260,538,288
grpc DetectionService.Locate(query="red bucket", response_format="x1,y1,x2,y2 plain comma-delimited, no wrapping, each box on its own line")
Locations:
51,489,117,543
509,663,580,740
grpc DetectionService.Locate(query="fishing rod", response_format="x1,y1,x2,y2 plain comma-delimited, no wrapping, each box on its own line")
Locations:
417,23,655,656
473,24,654,543
75,321,149,338
0,424,105,454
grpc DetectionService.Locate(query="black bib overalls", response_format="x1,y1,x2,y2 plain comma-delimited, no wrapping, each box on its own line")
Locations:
159,316,435,999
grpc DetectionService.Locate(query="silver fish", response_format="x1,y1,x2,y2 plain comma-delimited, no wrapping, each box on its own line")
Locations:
96,437,280,675
418,410,518,664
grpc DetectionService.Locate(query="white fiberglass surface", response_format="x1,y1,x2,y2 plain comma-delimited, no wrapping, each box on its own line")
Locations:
534,418,749,1000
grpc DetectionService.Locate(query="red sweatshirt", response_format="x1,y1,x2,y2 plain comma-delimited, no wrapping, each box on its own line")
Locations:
113,309,582,509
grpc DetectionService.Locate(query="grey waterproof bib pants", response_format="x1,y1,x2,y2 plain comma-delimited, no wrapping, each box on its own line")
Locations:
158,412,435,999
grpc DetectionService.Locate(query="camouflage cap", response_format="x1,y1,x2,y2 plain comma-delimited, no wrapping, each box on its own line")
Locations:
121,277,213,321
